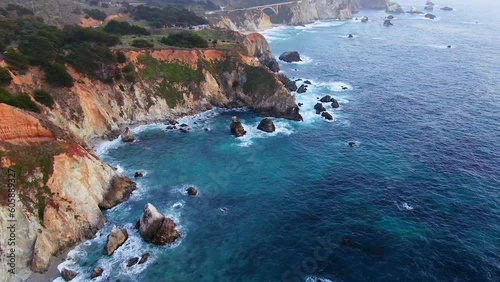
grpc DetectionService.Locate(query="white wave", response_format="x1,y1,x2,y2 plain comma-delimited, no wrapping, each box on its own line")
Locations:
310,20,346,28
318,81,354,91
396,201,415,211
306,276,333,282
94,136,123,156
171,201,185,209
427,44,454,49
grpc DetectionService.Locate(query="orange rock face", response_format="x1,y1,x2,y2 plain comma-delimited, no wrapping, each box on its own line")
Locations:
0,104,55,145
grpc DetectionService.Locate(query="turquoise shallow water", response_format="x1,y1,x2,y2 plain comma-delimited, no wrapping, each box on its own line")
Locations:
59,1,500,281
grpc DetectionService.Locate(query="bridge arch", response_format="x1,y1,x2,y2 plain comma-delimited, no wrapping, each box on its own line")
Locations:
262,6,278,15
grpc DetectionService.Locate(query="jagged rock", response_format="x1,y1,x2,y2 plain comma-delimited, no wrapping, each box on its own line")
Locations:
186,187,198,196
386,15,394,20
314,103,326,114
279,74,298,92
100,176,137,209
304,80,312,85
279,51,302,63
230,116,246,137
297,84,308,94
319,95,333,103
386,2,404,14
361,16,368,22
91,267,103,279
257,118,276,133
348,141,356,147
407,6,423,14
127,257,139,267
348,34,353,38
61,268,78,281
104,225,128,256
441,6,453,11
331,99,340,108
134,171,143,178
425,13,436,19
139,203,180,245
259,50,280,72
384,19,393,26
121,127,134,142
321,112,333,120
180,123,188,127
138,253,150,264
166,125,176,130
298,103,303,107
341,86,349,90
179,128,189,133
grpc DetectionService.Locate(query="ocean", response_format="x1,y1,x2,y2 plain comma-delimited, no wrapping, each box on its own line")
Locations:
57,1,500,281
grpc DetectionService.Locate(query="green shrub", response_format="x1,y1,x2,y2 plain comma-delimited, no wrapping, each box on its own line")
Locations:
116,51,127,64
104,20,149,35
64,26,119,46
121,62,136,82
160,32,208,48
18,35,57,65
43,63,74,87
33,89,54,108
0,40,5,52
0,88,40,113
0,67,12,85
84,9,107,21
4,48,29,71
131,5,207,28
131,39,154,48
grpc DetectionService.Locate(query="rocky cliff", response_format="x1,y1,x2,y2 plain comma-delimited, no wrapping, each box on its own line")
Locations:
208,0,359,31
0,33,299,281
355,0,387,9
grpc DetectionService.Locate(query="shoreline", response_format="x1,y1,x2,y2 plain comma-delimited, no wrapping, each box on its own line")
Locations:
25,249,70,282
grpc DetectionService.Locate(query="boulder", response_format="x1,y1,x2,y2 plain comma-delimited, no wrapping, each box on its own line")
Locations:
91,267,103,279
134,171,143,178
166,125,176,130
321,112,333,120
331,99,340,109
386,2,404,14
139,253,150,264
314,103,326,114
139,203,180,245
440,6,453,11
386,15,394,19
100,176,137,209
230,116,246,137
384,19,393,26
180,123,188,127
425,13,436,19
127,257,139,267
348,34,353,38
348,141,356,147
121,127,134,142
297,84,308,94
279,51,302,63
407,6,423,14
259,50,280,72
319,95,332,103
179,128,189,133
61,268,78,281
186,186,198,196
361,16,368,22
104,226,128,256
304,80,312,85
257,118,276,133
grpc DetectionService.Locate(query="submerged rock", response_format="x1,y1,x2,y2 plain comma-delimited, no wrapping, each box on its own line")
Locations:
121,127,134,142
134,171,143,178
425,13,436,19
139,253,150,264
384,19,394,26
179,127,189,133
127,257,139,267
321,112,333,120
297,84,308,94
348,141,356,147
230,116,246,137
424,5,434,11
91,267,103,279
104,225,128,256
61,268,78,281
331,99,340,109
386,15,394,20
441,6,453,11
361,16,368,22
139,203,180,245
257,118,276,133
314,103,326,114
186,186,198,196
319,95,333,103
304,80,312,85
279,51,302,63
348,34,353,38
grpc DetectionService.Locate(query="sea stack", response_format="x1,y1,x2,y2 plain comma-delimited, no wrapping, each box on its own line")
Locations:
257,118,276,133
138,203,180,245
279,51,302,63
230,116,246,137
121,127,135,142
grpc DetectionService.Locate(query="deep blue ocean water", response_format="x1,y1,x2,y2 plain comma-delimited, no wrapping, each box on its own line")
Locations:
58,1,500,281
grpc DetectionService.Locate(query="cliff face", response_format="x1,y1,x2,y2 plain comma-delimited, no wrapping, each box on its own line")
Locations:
208,0,358,31
0,33,299,280
355,0,387,9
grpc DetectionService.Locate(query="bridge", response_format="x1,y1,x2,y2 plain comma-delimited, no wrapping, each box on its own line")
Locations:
207,1,303,15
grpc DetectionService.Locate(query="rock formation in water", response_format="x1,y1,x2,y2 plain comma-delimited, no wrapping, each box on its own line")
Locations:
138,203,180,245
104,226,128,256
230,116,247,137
279,51,302,63
257,118,276,133
386,2,404,13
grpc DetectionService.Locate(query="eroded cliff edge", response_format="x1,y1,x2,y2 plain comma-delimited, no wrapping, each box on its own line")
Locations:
0,32,300,281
